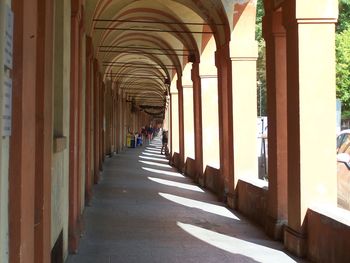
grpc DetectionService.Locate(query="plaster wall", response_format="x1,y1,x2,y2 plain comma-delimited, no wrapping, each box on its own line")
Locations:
200,36,220,170
230,5,259,184
171,93,179,154
183,86,195,160
231,58,258,183
0,1,11,261
182,64,195,160
201,77,220,170
51,0,70,259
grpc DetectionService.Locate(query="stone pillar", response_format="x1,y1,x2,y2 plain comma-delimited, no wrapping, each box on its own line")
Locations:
230,1,259,193
282,0,338,256
93,59,100,184
100,81,105,169
263,6,288,240
117,88,123,151
192,62,203,180
177,78,185,167
85,36,93,204
171,88,179,155
182,64,195,162
121,93,126,148
215,43,234,202
9,0,38,262
34,0,54,261
68,3,83,253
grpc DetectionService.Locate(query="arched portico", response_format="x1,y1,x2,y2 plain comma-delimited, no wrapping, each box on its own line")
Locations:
0,0,347,262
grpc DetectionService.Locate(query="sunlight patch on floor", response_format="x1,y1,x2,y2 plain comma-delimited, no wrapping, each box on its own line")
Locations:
177,222,297,263
146,146,162,150
142,167,185,178
144,149,162,154
159,193,240,220
139,155,169,163
148,177,204,192
142,152,166,158
139,160,172,168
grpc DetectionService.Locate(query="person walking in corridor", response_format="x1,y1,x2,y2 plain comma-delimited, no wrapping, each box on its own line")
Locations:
161,130,168,155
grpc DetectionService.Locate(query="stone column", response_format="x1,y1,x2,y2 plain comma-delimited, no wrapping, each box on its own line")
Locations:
215,43,234,203
93,59,100,184
263,6,288,240
192,62,203,180
182,64,195,162
282,0,338,256
99,81,105,168
68,3,82,253
35,0,54,261
9,0,40,261
177,78,185,167
171,88,179,155
85,37,93,204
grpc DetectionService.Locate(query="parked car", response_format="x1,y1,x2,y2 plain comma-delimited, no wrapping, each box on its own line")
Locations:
336,129,350,210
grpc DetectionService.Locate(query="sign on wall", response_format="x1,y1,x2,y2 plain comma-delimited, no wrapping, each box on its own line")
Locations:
4,4,13,69
2,75,12,136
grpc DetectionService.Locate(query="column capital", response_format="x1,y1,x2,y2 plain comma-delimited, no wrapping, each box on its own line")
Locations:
229,40,258,61
263,9,286,41
282,0,338,28
199,74,217,79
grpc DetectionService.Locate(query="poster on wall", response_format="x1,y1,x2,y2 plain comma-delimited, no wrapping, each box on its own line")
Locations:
4,4,13,69
2,75,12,136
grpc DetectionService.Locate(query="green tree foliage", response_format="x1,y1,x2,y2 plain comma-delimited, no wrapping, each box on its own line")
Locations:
256,0,266,116
337,0,350,33
336,28,350,112
336,0,350,116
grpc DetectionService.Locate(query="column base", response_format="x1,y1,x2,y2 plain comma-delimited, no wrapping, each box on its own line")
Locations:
284,226,307,258
85,191,93,206
68,229,80,254
265,216,287,241
198,175,205,187
227,192,237,209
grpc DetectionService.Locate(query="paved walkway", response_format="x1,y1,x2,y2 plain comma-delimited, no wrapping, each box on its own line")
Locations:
66,137,305,263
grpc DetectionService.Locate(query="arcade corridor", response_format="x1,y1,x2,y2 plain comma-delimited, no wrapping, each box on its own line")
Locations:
0,0,349,262
66,138,302,263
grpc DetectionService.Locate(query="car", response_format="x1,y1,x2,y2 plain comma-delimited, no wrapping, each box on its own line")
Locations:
336,129,350,210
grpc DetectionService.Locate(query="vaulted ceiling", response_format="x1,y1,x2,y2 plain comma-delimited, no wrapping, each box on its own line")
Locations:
85,0,236,117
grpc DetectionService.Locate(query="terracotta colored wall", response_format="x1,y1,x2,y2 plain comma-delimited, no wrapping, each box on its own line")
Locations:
236,179,268,227
307,208,350,263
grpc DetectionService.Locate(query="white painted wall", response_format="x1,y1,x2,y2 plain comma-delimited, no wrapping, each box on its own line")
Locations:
51,0,71,260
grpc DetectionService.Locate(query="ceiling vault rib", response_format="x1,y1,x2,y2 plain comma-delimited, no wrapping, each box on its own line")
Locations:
103,65,171,70
93,18,224,26
103,61,179,68
106,72,164,77
94,27,213,34
99,45,194,52
99,50,190,56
